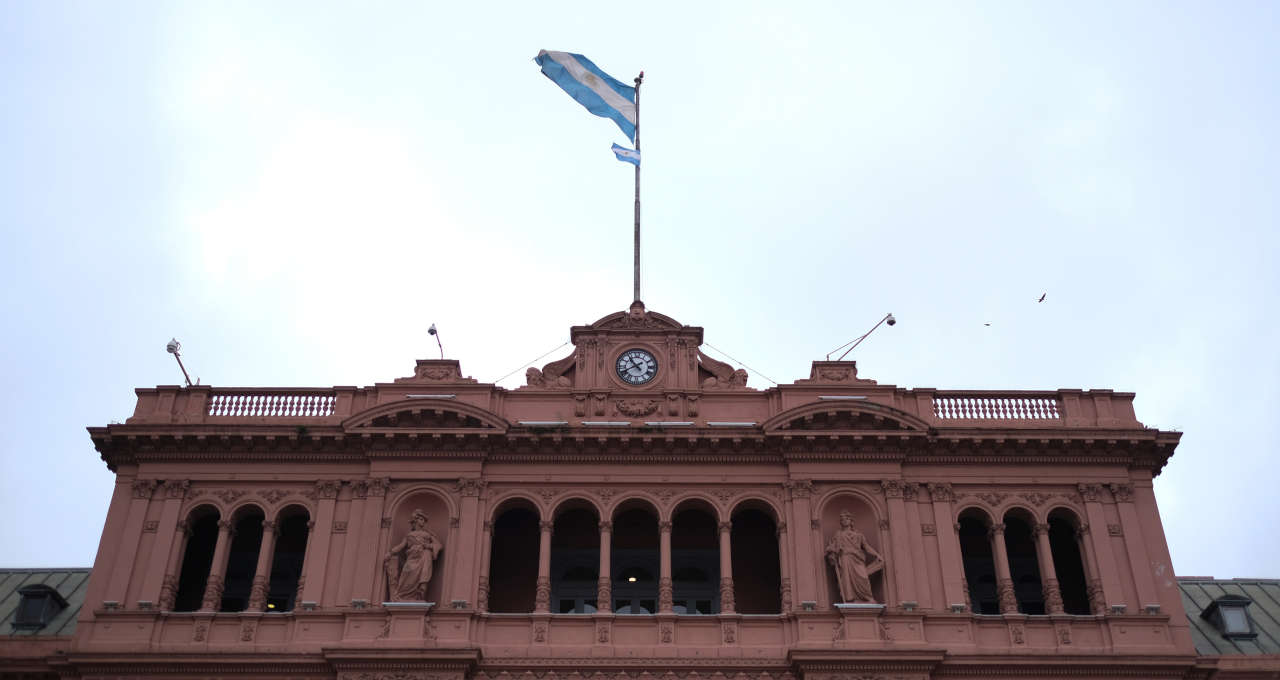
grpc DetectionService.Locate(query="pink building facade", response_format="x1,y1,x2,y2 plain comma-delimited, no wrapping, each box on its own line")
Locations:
7,303,1243,679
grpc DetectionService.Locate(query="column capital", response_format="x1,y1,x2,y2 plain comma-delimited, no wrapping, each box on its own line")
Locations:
176,520,191,537
659,520,673,533
717,521,732,534
217,519,234,532
1077,483,1102,503
599,521,613,532
987,523,1006,539
927,482,955,503
482,520,493,532
539,520,554,533
1032,523,1050,538
262,520,278,535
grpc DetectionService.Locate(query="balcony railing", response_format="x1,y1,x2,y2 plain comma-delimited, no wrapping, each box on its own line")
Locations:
207,391,336,418
932,394,1061,421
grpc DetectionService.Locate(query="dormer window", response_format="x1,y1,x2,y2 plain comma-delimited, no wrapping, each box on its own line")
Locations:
13,584,68,630
1200,594,1257,639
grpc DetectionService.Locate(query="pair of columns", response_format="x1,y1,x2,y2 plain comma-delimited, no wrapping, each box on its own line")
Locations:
531,519,736,614
982,523,1066,615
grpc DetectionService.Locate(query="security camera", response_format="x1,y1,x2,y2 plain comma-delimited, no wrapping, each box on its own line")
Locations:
428,323,438,336
166,338,181,354
886,314,896,326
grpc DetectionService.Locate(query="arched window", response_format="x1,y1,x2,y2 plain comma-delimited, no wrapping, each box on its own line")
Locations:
611,506,658,615
173,507,219,612
550,504,600,613
731,508,781,614
267,507,310,611
1003,513,1045,615
1048,510,1090,615
671,504,718,614
488,505,540,613
957,510,998,614
220,507,265,612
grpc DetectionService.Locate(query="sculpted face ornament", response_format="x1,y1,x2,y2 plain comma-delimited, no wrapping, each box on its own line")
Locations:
616,348,658,385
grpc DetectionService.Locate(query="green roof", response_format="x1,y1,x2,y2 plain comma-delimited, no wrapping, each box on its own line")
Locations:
1179,577,1280,656
0,568,90,637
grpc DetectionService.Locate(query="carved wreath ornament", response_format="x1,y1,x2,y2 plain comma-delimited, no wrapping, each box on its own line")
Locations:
616,399,659,417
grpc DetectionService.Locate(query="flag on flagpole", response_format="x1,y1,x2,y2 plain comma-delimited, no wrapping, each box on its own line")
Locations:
534,50,636,141
611,143,641,166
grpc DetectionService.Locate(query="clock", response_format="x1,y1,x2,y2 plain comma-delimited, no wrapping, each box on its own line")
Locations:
615,348,658,385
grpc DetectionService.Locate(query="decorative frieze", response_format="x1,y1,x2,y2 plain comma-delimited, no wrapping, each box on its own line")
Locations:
132,479,158,499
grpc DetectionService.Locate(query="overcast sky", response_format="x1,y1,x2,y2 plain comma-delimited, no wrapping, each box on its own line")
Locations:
2,2,1277,578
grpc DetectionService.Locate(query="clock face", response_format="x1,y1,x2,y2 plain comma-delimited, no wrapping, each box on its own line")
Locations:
615,348,658,385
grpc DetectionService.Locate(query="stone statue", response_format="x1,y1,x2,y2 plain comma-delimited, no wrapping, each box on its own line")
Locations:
384,509,443,602
825,510,883,603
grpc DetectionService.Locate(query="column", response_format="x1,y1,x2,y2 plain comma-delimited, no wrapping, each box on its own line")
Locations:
247,521,278,611
1033,523,1064,614
294,520,316,608
335,483,367,605
200,520,234,611
353,478,389,604
717,520,734,613
597,521,612,613
881,480,916,606
451,481,484,606
903,485,932,609
476,520,493,611
300,480,339,606
104,479,157,605
139,480,189,608
989,523,1018,614
776,522,792,612
785,480,818,606
1076,524,1107,615
157,520,192,611
1078,483,1125,612
659,520,674,613
1110,483,1159,609
928,483,966,609
535,520,553,613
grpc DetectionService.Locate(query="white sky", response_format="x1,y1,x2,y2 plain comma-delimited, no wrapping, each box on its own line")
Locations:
2,2,1277,578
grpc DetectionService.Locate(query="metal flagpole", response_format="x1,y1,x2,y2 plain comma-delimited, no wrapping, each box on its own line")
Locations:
633,71,643,303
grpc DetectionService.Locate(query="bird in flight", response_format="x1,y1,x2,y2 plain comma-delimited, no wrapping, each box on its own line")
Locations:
984,323,991,327
1038,293,1047,303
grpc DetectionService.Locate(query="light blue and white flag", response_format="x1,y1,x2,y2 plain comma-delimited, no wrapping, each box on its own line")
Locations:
534,50,636,141
611,143,641,166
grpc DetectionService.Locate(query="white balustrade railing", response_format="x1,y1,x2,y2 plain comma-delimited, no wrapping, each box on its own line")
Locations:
932,394,1061,421
207,391,336,417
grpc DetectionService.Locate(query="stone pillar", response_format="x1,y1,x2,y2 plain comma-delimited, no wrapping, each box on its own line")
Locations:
902,484,932,609
247,521,278,611
1076,524,1107,615
142,480,189,609
1078,483,1125,612
301,480,340,606
476,520,493,611
989,523,1018,614
294,520,315,607
928,483,966,610
200,520,234,611
597,521,613,613
1033,523,1064,614
157,520,192,611
1110,483,1160,609
535,520,553,613
776,522,792,612
784,480,818,606
451,478,485,606
718,520,735,613
881,479,916,606
659,520,674,613
104,479,157,605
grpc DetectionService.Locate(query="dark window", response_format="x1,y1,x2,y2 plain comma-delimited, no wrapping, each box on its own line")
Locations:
1201,594,1257,639
13,585,67,629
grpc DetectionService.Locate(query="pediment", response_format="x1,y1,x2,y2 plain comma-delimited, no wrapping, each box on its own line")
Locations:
762,401,930,434
585,301,685,331
342,399,508,434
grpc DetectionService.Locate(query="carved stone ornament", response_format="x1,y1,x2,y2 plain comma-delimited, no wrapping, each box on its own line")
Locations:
525,350,575,389
131,478,158,499
597,624,610,643
1010,622,1025,645
350,479,371,498
192,621,207,642
697,350,749,390
535,576,551,610
927,482,955,503
720,578,736,613
661,623,673,643
880,479,904,499
1107,523,1124,536
1088,579,1107,615
143,520,159,533
1109,483,1135,502
722,622,736,644
370,478,391,497
997,578,1018,614
213,488,248,504
455,478,486,497
787,479,814,499
780,577,793,611
162,479,190,498
659,577,673,611
1077,483,1102,503
313,480,341,500
240,620,256,642
921,523,937,536
257,488,289,505
616,399,659,417
902,483,920,501
396,358,478,384
1043,578,1065,614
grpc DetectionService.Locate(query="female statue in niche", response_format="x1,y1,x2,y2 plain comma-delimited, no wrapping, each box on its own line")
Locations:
825,510,883,603
384,509,443,602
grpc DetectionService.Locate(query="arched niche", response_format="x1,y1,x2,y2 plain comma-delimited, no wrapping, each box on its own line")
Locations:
730,498,781,614
671,497,720,614
488,497,541,613
819,493,884,606
384,490,451,604
550,498,600,614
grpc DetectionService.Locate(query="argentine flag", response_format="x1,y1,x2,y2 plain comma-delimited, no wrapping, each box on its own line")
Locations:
612,143,640,166
534,50,636,141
